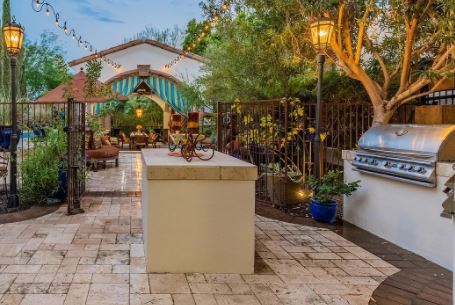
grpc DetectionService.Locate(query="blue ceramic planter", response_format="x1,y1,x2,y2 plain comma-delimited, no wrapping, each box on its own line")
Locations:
310,199,337,223
0,128,12,149
54,169,68,200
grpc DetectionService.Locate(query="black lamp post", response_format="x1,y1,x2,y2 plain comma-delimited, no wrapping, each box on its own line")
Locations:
3,17,24,209
310,17,334,179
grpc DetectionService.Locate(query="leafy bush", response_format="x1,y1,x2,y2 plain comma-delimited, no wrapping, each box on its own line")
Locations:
308,170,360,204
20,127,67,206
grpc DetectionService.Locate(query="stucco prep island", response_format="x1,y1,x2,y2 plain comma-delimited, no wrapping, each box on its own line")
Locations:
141,148,257,274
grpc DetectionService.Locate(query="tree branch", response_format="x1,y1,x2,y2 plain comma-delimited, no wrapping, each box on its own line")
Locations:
342,12,354,59
364,33,389,95
337,3,345,51
398,15,419,94
398,77,447,105
355,5,370,64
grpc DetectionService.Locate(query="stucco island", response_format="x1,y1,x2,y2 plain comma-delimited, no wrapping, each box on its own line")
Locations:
141,148,257,274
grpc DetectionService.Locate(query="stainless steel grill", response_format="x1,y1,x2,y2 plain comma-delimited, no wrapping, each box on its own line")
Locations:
352,125,455,187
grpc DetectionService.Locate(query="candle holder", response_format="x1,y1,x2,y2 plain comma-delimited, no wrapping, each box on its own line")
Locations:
171,114,182,133
188,111,199,134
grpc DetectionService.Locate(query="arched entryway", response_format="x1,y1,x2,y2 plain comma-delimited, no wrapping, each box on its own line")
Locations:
95,67,189,132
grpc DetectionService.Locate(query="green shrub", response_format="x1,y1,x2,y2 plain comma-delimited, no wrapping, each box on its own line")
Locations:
308,170,360,204
20,127,67,206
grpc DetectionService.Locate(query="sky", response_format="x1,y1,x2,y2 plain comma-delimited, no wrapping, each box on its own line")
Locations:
9,0,203,60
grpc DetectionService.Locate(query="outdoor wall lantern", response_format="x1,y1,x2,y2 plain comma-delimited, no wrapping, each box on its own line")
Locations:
2,17,24,210
309,16,334,179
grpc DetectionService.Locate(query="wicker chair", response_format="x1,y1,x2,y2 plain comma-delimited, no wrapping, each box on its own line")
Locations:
148,132,159,148
0,149,8,198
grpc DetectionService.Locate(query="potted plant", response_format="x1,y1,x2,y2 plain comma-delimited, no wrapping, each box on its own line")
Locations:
308,170,360,223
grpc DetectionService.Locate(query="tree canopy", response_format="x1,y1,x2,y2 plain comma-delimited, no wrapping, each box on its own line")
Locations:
182,0,454,122
22,32,71,100
124,25,184,48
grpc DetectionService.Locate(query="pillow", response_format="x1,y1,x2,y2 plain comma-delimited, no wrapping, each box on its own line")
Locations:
93,135,102,149
101,136,111,146
85,131,93,150
110,137,119,145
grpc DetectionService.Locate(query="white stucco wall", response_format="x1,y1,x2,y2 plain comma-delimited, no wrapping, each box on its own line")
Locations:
71,42,204,83
343,150,454,270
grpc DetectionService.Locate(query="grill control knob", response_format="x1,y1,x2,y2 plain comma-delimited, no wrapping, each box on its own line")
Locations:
415,166,426,174
384,161,392,168
368,159,375,165
405,164,413,171
399,164,406,170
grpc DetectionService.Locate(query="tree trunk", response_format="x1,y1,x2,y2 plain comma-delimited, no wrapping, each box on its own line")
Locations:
372,105,395,126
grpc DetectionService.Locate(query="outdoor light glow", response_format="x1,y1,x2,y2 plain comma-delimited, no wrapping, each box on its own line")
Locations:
310,17,335,53
135,108,144,118
3,18,24,57
163,0,231,72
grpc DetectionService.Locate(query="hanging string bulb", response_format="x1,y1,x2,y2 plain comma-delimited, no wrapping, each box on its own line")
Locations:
163,0,231,72
31,0,122,70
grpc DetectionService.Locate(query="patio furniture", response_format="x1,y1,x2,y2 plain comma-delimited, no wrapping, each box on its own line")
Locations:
85,131,120,171
141,148,257,274
119,132,130,149
130,134,148,150
0,149,8,198
148,132,159,148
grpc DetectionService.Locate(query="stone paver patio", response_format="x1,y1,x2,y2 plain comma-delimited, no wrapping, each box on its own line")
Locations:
0,152,399,305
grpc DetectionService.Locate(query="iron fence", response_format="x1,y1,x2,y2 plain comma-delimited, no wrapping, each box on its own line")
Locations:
0,102,68,162
217,99,373,209
0,101,86,211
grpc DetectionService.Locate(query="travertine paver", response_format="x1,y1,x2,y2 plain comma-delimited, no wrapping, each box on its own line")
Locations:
0,152,399,305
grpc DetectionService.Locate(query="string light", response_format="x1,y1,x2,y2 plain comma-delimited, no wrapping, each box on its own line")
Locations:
162,0,231,73
31,0,122,70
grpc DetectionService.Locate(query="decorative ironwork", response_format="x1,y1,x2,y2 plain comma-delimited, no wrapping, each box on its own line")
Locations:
0,101,86,214
169,133,215,162
168,112,215,162
217,99,373,209
66,99,86,215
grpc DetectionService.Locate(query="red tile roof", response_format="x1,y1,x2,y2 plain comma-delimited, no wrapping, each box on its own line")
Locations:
36,71,128,104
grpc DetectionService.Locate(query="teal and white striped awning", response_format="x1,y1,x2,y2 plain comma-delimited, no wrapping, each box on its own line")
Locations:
110,74,188,113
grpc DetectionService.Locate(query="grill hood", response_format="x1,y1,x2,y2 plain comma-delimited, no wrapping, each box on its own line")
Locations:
358,124,455,161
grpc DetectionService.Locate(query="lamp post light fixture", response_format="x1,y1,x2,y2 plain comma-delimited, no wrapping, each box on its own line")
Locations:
310,17,334,179
3,17,24,209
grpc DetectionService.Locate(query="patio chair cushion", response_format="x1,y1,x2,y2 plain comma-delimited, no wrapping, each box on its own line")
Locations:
86,146,120,160
93,135,102,149
101,136,111,146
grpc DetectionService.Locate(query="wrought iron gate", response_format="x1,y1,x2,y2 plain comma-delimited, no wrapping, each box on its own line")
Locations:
217,99,373,208
0,101,87,212
66,99,86,215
